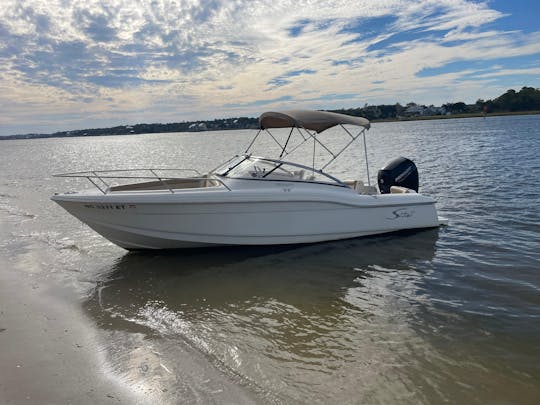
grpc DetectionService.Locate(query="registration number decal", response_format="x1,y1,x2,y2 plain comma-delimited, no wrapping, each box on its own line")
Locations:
83,204,136,210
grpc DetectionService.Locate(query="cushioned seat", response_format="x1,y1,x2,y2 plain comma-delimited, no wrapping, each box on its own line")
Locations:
390,186,416,194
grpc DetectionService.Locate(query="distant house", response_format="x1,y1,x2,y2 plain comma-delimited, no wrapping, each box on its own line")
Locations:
363,105,382,118
187,122,208,131
403,105,446,116
403,105,426,116
425,106,446,115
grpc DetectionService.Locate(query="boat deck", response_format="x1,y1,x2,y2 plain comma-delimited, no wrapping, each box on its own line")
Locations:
108,177,220,192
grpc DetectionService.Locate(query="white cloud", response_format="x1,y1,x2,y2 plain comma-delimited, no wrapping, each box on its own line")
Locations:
0,0,539,134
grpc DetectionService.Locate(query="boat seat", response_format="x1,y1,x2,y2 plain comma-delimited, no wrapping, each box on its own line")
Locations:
345,179,363,190
204,178,221,187
390,186,416,194
345,180,378,195
358,185,378,195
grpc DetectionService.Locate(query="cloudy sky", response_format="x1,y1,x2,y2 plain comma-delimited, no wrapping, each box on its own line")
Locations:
1,0,539,135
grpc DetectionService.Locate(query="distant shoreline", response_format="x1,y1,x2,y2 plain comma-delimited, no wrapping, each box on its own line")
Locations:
1,110,539,141
371,110,540,123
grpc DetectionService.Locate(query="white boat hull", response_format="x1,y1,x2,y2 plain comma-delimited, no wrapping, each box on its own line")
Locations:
52,188,440,250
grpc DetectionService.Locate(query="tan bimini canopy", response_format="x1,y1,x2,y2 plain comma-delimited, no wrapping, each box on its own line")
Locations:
259,110,370,133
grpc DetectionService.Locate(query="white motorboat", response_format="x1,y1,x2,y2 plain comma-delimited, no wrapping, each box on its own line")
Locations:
52,110,446,250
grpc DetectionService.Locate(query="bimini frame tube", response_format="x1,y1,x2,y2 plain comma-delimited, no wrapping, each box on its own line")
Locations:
362,130,371,186
246,124,370,180
246,111,371,184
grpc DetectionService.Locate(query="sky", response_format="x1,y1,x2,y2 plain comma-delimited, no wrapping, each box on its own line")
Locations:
0,0,539,135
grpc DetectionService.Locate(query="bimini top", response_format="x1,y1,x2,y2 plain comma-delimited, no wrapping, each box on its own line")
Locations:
259,110,370,133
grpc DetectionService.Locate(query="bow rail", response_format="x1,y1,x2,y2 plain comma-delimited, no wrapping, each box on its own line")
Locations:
53,168,231,194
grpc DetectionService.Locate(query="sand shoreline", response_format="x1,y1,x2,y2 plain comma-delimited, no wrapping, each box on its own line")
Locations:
0,253,143,404
0,223,260,404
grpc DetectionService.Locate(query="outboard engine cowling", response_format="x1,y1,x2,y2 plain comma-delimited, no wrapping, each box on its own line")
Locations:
377,157,419,194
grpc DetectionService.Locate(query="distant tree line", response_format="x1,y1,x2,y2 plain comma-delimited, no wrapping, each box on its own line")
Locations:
1,87,539,140
329,87,540,121
1,116,259,140
482,87,540,112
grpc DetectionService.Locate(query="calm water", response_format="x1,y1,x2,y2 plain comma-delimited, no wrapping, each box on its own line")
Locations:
1,115,539,403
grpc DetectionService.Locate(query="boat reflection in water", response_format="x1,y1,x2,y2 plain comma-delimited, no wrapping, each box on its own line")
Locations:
83,229,441,403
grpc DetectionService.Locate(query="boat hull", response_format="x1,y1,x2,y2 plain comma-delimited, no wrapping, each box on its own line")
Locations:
52,190,440,249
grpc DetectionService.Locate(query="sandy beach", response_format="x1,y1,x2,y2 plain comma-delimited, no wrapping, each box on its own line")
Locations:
0,230,148,405
0,210,258,404
0,260,139,404
0,250,259,405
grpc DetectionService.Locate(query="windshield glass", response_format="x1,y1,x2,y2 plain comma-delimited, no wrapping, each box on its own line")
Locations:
213,155,247,176
214,156,343,185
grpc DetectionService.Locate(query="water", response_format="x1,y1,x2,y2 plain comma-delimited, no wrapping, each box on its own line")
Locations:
1,115,539,403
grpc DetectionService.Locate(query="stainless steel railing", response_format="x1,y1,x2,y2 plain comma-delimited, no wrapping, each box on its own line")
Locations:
53,168,231,194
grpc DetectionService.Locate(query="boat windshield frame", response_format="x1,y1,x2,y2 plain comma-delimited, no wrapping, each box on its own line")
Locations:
213,155,348,187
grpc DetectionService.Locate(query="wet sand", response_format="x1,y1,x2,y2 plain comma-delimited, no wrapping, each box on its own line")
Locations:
0,255,142,404
0,237,258,405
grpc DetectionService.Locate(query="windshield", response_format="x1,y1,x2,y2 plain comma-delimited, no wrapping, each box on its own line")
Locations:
213,156,344,185
213,155,247,176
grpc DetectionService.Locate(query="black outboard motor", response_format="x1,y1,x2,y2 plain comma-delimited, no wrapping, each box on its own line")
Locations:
377,157,419,194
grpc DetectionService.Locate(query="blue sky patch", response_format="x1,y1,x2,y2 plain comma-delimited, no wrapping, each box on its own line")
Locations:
267,69,317,88
417,55,540,78
339,15,397,43
485,0,540,34
288,19,311,37
367,28,451,53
